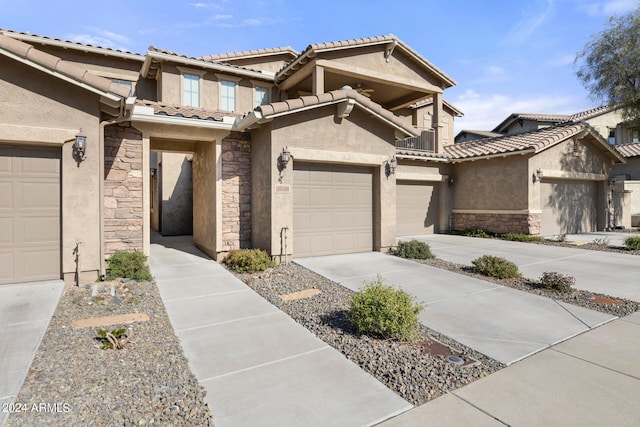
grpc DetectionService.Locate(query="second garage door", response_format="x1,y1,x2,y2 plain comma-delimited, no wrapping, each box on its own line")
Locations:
541,179,598,235
293,163,373,257
0,144,61,285
396,181,440,236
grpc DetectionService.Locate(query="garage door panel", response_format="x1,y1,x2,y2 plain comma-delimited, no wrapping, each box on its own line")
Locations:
293,163,373,257
396,181,439,236
0,145,60,284
541,180,597,235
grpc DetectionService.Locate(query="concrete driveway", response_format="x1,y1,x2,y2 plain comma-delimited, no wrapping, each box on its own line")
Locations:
406,234,640,302
295,252,614,365
0,280,63,427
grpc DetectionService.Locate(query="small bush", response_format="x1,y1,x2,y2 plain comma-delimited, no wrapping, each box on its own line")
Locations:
106,250,152,281
471,255,521,279
539,272,575,293
624,236,640,250
96,327,131,350
349,275,423,341
501,233,543,242
460,228,490,238
391,240,434,260
223,249,275,273
592,237,610,246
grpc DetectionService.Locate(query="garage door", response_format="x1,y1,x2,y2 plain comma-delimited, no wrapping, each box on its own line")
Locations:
0,145,60,284
293,163,373,257
541,179,597,235
397,181,439,236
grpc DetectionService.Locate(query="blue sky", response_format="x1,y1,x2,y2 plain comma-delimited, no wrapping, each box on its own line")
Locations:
2,0,638,133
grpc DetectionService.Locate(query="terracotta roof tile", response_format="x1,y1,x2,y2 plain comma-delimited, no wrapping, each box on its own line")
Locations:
446,122,587,160
615,143,640,158
0,34,130,98
457,130,503,139
395,148,448,159
200,46,299,62
136,100,237,121
148,45,268,75
568,105,614,121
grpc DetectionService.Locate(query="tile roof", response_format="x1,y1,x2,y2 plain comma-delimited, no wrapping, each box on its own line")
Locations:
409,98,464,116
568,105,615,121
136,100,239,121
492,112,570,133
252,86,419,137
0,28,143,59
275,35,456,87
615,143,640,158
0,34,130,98
395,148,448,159
446,122,588,160
457,130,503,139
200,46,299,62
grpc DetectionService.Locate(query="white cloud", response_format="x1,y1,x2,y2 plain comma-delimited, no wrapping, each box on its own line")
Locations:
66,29,130,50
453,91,579,134
582,0,638,16
504,0,556,45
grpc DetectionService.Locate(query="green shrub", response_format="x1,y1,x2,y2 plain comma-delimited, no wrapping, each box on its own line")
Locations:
624,236,640,250
391,240,434,260
349,275,423,341
471,255,522,279
539,272,575,293
501,233,543,242
460,228,490,238
223,249,275,273
106,250,152,281
96,327,130,350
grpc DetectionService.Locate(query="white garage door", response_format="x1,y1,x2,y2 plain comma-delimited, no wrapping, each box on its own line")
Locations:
293,163,373,257
541,179,597,235
0,145,61,284
397,181,440,236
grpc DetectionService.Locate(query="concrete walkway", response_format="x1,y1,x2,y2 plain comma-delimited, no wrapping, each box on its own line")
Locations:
408,234,640,302
149,235,411,427
380,311,640,426
0,280,63,427
296,252,615,365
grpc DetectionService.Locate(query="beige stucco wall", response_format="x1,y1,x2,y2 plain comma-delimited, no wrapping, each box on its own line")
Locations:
0,55,104,284
159,152,193,235
220,55,293,74
585,110,624,141
192,139,218,258
612,157,640,180
251,105,398,258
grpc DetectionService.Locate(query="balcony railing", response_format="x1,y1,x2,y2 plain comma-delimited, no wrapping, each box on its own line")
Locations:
395,129,435,152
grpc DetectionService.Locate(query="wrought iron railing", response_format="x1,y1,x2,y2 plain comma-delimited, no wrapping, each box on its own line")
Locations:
395,129,435,151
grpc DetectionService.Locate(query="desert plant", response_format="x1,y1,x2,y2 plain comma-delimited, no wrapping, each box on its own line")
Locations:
96,327,132,350
105,250,152,281
460,228,490,238
501,233,543,242
539,272,575,293
349,275,423,341
592,237,610,246
624,236,640,250
391,240,434,260
223,249,275,273
471,255,521,279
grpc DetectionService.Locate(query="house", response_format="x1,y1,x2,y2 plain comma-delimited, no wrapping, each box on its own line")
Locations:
0,28,627,287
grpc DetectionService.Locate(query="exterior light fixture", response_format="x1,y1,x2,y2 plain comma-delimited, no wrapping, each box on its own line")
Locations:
448,176,454,186
278,146,291,172
385,155,397,177
536,168,543,181
73,129,87,162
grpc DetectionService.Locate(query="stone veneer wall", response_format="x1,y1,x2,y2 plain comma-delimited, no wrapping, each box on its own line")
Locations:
451,212,541,235
221,132,251,251
104,123,143,254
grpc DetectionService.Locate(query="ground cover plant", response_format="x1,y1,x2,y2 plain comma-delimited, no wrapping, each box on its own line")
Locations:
459,228,490,238
349,275,423,341
223,248,275,273
501,232,543,242
471,255,521,279
539,272,575,293
625,236,640,250
391,240,434,260
105,250,153,281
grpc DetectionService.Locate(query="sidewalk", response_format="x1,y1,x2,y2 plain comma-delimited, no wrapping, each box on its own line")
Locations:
149,235,411,427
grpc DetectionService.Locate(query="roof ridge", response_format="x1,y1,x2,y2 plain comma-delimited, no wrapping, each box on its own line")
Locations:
200,46,299,61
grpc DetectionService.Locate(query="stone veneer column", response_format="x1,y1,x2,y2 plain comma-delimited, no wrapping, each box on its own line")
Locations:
451,212,541,235
221,132,251,251
104,123,144,254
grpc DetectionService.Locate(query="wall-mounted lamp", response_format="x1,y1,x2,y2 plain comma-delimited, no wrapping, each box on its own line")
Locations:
278,146,291,172
150,168,157,177
448,176,454,186
533,168,543,182
385,155,397,177
73,129,87,162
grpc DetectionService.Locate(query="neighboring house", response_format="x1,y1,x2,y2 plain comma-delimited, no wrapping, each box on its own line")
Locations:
611,143,640,228
0,28,629,287
454,130,501,144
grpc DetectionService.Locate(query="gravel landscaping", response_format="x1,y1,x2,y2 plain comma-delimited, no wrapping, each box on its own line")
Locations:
6,279,212,427
234,263,505,406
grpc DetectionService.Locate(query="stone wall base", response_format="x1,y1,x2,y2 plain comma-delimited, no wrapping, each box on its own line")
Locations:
451,212,541,235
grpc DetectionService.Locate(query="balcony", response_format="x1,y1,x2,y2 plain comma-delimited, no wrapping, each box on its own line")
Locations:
395,129,435,152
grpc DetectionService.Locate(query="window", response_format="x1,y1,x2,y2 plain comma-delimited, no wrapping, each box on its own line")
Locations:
608,128,616,145
220,80,236,111
183,73,200,107
109,78,134,96
633,129,639,144
254,86,270,108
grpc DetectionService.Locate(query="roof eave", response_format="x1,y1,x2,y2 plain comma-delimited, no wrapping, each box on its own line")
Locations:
449,148,535,163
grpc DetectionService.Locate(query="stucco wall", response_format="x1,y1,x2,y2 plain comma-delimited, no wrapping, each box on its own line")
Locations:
0,54,103,284
192,139,218,258
104,123,144,254
221,133,252,251
586,110,624,141
159,152,193,235
612,157,640,180
250,125,273,253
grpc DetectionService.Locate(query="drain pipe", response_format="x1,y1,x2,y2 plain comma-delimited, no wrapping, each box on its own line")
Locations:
283,226,289,265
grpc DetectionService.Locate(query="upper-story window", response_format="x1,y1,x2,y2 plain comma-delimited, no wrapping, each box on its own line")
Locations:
220,80,236,112
608,128,616,145
183,73,200,107
254,86,270,108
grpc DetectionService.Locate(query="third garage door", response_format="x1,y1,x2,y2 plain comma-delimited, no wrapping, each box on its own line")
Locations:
541,179,597,235
293,163,373,257
396,181,440,236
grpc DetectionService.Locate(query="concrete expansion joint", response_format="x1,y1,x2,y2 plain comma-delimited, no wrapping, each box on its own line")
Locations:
5,318,48,327
518,251,589,267
449,392,511,426
341,265,424,281
165,288,250,303
551,299,593,329
426,285,503,305
199,345,331,383
550,348,640,381
176,311,281,333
